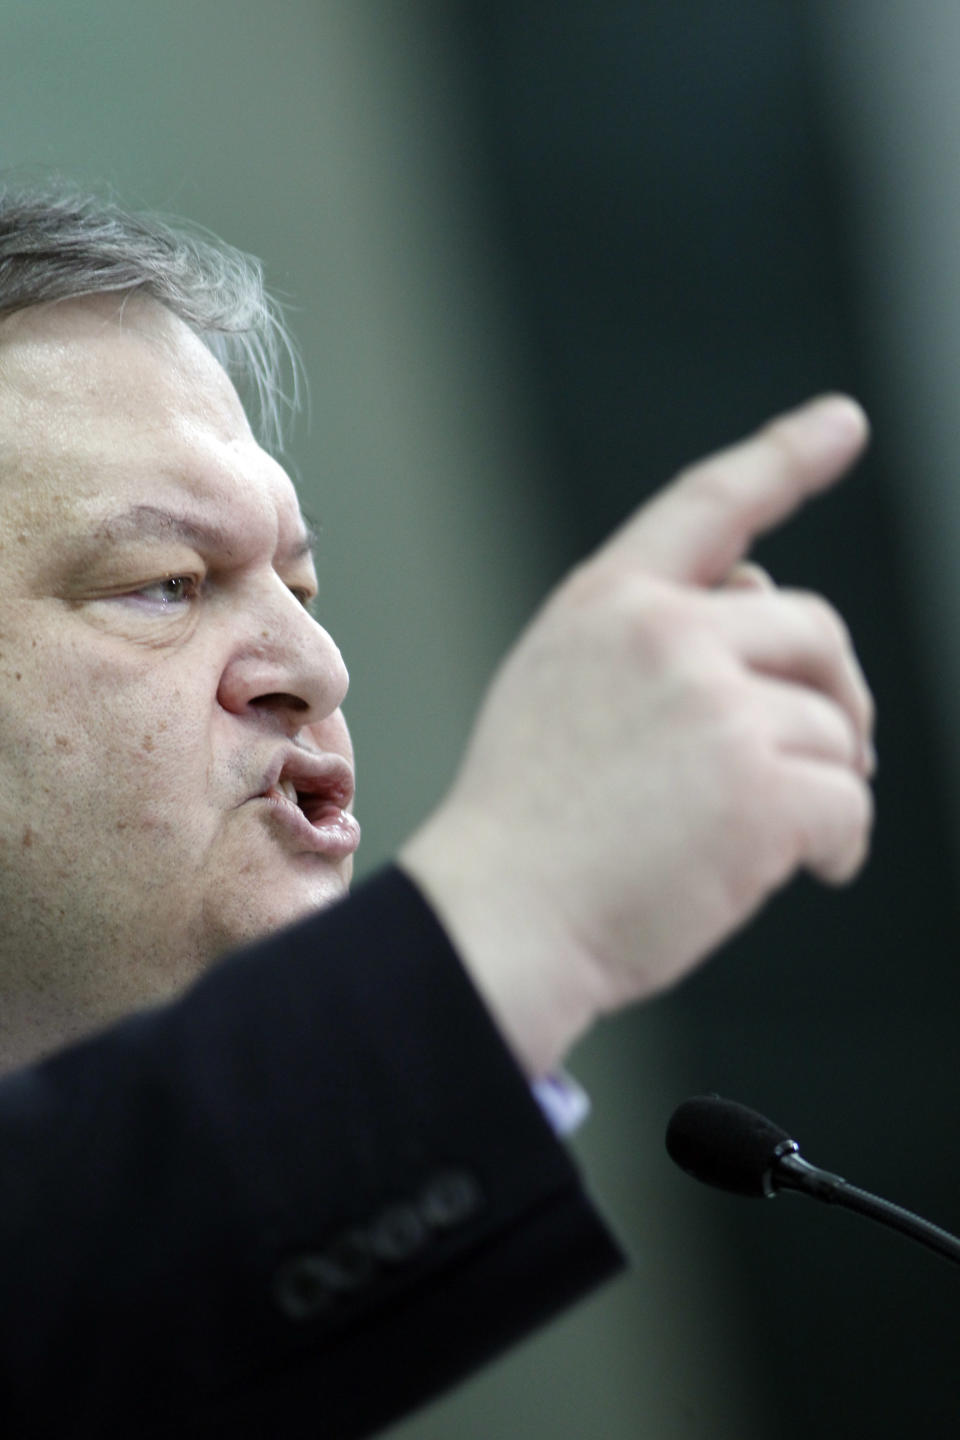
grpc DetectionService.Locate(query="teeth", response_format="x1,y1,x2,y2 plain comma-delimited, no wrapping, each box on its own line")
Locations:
277,778,299,805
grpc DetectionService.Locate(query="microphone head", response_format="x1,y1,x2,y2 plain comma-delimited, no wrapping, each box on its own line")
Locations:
665,1094,798,1198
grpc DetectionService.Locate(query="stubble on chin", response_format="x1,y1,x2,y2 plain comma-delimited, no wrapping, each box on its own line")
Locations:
195,863,353,964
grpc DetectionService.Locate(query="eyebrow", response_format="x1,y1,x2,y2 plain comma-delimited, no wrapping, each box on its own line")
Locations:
92,504,317,563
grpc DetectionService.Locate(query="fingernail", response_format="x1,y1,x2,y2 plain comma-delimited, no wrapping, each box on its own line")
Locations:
807,393,871,448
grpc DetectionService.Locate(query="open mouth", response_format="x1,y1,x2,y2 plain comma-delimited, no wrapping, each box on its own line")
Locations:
255,752,360,859
263,777,348,827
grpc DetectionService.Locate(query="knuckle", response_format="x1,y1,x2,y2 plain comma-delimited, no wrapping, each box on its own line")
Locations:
794,590,850,653
625,587,693,656
812,774,874,885
551,565,722,688
859,675,877,727
724,561,775,593
850,771,875,839
571,567,703,664
716,764,795,906
807,692,858,760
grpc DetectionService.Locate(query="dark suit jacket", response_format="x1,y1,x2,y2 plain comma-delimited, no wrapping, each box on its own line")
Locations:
0,867,624,1438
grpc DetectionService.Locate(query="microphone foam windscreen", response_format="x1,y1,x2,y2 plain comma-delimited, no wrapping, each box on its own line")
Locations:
665,1095,795,1197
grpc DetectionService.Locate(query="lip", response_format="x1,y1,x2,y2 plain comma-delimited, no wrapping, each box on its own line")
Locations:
258,747,356,809
258,789,361,860
251,748,360,861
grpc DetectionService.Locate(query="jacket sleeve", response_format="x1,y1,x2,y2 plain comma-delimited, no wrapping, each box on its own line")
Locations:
0,866,625,1439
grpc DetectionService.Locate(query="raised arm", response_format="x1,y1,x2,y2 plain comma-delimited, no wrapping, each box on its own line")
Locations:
400,395,875,1076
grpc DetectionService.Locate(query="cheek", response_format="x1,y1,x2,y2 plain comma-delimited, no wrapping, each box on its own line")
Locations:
0,627,218,867
58,684,197,766
34,668,212,828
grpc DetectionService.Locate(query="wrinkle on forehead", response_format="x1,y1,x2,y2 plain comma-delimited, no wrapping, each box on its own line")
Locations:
0,296,307,571
91,503,317,566
0,293,250,453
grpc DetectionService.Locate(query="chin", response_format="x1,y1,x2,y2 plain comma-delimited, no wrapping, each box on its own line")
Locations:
203,866,353,959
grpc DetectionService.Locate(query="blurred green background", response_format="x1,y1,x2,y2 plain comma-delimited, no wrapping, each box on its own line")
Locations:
4,3,960,1435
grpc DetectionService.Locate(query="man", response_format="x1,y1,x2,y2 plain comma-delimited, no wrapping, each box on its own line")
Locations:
0,187,874,1437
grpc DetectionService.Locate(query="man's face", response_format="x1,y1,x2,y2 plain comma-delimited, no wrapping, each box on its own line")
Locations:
0,295,357,1059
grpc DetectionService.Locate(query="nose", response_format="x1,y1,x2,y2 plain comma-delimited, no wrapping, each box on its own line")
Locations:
216,580,349,733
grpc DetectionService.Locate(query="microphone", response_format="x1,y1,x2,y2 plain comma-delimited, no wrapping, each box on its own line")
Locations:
665,1094,960,1269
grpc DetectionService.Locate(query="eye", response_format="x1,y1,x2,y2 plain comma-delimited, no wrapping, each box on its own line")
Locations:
289,585,317,613
132,576,201,608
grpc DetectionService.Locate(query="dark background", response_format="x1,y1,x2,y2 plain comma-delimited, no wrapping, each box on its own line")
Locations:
448,2,960,1434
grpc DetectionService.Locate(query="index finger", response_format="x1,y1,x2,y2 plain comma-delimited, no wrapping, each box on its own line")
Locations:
603,395,870,586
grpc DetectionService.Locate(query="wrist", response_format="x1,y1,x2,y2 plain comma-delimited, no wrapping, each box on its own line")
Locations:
398,808,603,1079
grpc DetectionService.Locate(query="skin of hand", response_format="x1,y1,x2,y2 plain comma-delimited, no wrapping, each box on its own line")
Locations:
399,396,875,1078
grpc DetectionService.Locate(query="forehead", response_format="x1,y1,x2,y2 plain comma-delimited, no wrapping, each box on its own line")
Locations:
0,294,307,555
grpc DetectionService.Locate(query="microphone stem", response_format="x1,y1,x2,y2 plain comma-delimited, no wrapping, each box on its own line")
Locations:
777,1153,960,1268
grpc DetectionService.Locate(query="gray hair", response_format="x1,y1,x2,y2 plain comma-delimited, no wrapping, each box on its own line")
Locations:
0,181,300,453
